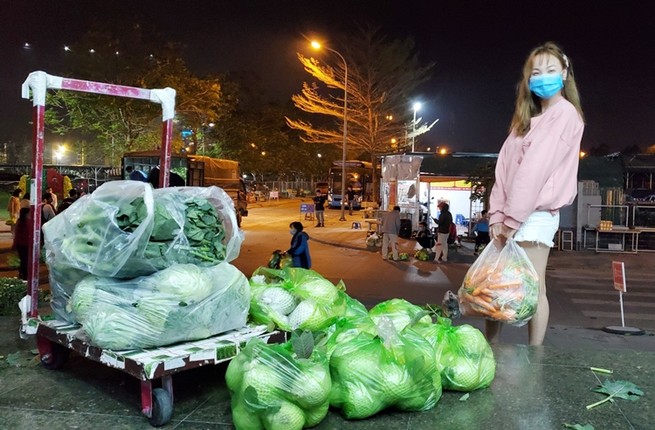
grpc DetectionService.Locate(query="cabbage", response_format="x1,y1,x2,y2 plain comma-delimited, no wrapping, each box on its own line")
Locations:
414,317,496,392
328,326,441,419
369,298,432,332
73,263,249,350
227,334,331,429
248,267,346,332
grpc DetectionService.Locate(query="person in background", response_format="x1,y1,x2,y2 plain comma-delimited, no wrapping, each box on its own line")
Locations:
313,189,326,227
45,186,58,209
416,221,435,250
473,210,491,255
20,192,30,209
57,188,79,213
345,186,357,216
13,207,31,280
235,190,248,228
126,165,148,182
487,42,584,346
147,166,185,187
7,188,21,237
435,202,453,262
287,221,311,269
381,205,401,260
41,192,56,222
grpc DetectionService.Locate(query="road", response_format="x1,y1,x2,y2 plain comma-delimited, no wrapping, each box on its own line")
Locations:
233,198,655,349
231,198,470,309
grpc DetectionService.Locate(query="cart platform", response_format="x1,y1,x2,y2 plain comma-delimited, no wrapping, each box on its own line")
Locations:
34,319,275,426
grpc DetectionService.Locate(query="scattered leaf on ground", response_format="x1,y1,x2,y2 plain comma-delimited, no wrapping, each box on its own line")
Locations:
459,393,470,401
586,379,644,410
563,424,594,430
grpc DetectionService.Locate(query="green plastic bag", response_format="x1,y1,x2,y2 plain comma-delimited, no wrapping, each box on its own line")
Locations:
368,298,433,332
248,267,346,332
328,317,442,419
226,333,331,430
414,317,496,392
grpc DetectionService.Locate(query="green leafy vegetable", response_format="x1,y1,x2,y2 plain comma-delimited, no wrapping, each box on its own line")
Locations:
586,379,644,410
291,330,315,359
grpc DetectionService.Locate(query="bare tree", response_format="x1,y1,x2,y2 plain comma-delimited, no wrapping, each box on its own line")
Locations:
286,27,434,197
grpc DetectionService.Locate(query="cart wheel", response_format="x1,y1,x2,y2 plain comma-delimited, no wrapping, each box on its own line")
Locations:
40,341,70,370
149,388,173,427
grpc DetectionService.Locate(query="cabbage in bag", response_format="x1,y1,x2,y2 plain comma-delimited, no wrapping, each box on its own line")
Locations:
458,239,539,326
328,316,442,419
248,267,346,332
44,181,243,321
415,317,496,392
69,263,249,350
226,333,331,430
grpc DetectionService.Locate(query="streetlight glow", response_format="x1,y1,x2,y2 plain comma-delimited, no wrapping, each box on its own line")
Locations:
411,102,422,152
310,39,349,221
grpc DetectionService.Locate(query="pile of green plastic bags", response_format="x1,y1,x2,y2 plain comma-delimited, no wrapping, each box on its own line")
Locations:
228,267,497,429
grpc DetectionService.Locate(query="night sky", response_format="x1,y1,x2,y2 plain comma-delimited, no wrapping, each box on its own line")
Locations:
2,0,654,154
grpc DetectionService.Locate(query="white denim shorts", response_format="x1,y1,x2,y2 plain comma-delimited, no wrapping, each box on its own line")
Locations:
514,211,560,248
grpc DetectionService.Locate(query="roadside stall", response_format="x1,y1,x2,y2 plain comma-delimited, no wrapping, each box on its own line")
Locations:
18,72,272,426
379,154,423,232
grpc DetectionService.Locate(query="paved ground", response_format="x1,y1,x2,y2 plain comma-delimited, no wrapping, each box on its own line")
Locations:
1,198,653,429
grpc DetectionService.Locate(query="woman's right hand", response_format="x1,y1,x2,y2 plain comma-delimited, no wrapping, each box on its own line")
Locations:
490,223,504,241
490,223,517,242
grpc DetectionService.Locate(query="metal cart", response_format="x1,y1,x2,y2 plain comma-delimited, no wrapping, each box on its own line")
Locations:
19,72,271,426
33,319,272,426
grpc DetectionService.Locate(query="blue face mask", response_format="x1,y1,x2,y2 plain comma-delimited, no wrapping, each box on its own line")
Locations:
529,73,564,99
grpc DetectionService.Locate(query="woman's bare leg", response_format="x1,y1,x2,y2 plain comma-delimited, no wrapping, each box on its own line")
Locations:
519,242,551,346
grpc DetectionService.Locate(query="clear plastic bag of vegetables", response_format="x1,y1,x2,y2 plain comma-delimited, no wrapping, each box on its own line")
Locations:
226,332,331,430
328,316,442,419
43,181,243,320
457,239,539,326
67,262,250,350
248,267,346,332
414,317,496,392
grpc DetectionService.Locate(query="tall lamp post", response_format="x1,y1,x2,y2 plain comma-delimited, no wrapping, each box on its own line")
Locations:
411,102,422,152
311,40,348,221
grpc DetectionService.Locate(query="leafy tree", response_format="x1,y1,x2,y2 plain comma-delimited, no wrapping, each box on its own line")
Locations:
44,23,231,166
286,26,434,197
466,160,497,211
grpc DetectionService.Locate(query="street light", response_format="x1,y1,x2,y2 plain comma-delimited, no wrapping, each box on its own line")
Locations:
53,144,66,166
412,102,422,152
312,40,349,221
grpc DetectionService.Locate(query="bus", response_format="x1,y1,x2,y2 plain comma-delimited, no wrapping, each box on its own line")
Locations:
327,160,374,210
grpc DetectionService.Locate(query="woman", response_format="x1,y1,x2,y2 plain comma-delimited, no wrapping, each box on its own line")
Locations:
487,42,584,346
416,221,435,250
287,221,311,269
13,208,31,280
7,188,21,237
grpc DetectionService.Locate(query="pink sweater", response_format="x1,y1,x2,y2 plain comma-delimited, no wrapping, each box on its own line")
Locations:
489,98,584,230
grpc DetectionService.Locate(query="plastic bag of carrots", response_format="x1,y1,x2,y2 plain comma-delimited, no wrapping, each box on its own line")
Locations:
458,239,539,326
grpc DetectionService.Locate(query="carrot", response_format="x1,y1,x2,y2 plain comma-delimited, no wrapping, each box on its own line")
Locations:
485,281,522,290
470,306,495,317
491,309,517,321
463,293,497,313
478,294,493,303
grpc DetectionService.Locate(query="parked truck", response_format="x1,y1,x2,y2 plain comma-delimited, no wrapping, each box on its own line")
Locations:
122,151,248,225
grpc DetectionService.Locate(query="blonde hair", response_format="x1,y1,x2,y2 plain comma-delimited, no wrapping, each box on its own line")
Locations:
510,41,584,136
